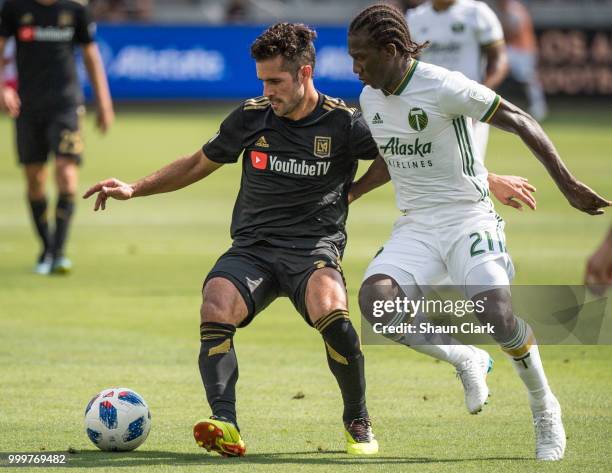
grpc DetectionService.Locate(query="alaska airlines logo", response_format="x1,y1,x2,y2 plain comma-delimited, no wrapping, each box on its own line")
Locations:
380,137,432,158
250,151,331,176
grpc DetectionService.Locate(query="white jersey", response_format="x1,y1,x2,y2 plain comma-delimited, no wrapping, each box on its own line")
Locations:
359,60,501,213
407,0,504,82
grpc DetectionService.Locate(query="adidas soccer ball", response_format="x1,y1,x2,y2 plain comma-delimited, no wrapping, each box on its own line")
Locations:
84,388,151,451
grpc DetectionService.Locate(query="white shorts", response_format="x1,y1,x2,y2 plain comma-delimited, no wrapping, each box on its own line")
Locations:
363,201,515,291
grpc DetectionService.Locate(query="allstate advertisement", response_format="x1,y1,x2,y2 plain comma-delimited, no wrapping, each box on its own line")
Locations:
82,24,361,100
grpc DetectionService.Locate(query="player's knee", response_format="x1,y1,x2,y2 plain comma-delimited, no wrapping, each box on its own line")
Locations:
55,160,78,194
25,173,46,199
359,274,400,324
305,268,347,318
200,277,247,326
472,288,515,342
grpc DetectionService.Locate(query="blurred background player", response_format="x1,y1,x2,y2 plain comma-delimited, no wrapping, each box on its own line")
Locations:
0,0,114,274
495,0,548,121
407,0,508,163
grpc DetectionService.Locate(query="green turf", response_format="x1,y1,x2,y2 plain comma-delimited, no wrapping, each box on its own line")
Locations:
0,104,610,472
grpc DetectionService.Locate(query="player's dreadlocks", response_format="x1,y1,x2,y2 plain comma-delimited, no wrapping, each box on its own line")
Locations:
349,3,428,57
251,22,317,74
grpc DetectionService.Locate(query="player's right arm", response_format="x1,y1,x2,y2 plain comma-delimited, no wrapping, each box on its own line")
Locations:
83,149,222,211
84,104,247,211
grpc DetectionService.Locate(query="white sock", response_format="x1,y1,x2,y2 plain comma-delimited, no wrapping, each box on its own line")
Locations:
400,310,475,368
502,318,553,411
409,343,476,368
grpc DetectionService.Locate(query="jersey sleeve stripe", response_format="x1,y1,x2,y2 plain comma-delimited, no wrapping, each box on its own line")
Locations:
452,118,487,200
481,94,501,123
459,116,477,177
452,118,470,176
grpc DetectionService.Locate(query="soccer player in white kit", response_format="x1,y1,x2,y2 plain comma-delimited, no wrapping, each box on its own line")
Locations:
348,3,610,461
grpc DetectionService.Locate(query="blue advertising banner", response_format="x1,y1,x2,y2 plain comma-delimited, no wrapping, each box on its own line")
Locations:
81,24,362,100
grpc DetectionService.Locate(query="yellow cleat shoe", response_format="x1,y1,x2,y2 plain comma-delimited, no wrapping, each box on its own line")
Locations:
193,416,246,457
344,417,379,455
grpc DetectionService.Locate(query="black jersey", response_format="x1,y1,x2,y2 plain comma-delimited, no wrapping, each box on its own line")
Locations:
203,93,380,251
0,0,95,112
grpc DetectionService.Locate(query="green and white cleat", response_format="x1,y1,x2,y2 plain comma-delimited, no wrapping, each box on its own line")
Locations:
51,256,72,274
344,417,379,455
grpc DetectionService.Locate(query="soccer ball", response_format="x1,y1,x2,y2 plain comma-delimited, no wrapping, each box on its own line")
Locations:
84,388,151,451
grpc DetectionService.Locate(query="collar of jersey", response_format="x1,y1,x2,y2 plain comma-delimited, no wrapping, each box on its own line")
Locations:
382,59,418,96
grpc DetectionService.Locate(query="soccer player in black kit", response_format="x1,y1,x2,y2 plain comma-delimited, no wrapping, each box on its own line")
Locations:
83,23,380,457
0,0,113,274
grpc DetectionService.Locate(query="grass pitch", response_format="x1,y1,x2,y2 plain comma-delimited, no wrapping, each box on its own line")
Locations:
0,104,610,472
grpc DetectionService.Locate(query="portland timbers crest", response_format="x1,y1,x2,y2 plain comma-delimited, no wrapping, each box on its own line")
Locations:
408,108,428,131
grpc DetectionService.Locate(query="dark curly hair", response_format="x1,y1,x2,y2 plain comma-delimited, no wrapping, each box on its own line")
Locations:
250,22,317,74
349,3,428,57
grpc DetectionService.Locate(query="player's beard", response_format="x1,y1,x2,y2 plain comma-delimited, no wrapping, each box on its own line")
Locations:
271,87,304,118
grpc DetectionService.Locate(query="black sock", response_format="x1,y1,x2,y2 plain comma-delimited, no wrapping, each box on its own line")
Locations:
28,197,51,258
198,322,239,429
314,310,368,424
52,193,75,258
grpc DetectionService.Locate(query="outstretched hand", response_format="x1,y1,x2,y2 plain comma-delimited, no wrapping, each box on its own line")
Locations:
563,180,611,215
488,174,537,211
83,178,134,211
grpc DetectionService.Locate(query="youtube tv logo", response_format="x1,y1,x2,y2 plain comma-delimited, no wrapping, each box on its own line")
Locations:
18,27,34,42
251,151,268,170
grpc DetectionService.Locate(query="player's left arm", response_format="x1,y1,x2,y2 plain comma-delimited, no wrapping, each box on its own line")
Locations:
77,3,113,133
82,42,114,134
488,99,611,215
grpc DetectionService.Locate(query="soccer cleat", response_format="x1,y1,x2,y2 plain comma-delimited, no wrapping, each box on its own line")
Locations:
456,348,493,414
193,416,246,457
344,417,379,455
533,396,566,461
34,253,53,275
51,256,72,274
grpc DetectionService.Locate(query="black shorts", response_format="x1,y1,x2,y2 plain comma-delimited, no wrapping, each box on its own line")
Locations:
205,242,345,327
16,106,84,165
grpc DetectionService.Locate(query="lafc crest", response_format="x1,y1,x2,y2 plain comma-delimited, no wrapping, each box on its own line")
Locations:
314,136,331,158
58,11,74,27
